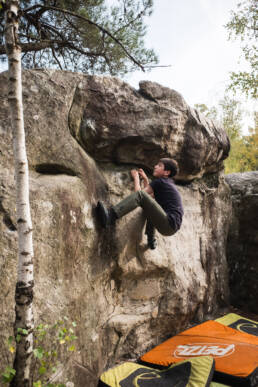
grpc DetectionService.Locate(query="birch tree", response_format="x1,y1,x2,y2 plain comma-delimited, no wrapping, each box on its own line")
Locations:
0,1,158,384
0,1,156,385
3,0,34,386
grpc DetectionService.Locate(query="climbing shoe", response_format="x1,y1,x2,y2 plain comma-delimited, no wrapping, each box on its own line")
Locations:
96,201,117,228
147,237,157,250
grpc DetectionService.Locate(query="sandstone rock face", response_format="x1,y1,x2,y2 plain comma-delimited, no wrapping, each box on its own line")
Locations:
69,78,230,181
0,70,231,386
225,172,258,314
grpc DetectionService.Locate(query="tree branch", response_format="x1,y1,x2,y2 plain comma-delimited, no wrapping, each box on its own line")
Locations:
2,3,150,71
0,41,50,54
0,40,104,57
51,46,63,70
22,4,42,13
30,4,145,71
144,64,172,69
114,3,148,35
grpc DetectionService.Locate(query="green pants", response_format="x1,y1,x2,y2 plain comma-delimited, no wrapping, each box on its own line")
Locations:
112,191,175,236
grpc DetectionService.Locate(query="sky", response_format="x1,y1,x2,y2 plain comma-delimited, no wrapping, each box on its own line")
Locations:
123,0,256,132
1,0,256,131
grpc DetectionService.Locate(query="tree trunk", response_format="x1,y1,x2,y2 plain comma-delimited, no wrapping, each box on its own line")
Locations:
4,1,34,386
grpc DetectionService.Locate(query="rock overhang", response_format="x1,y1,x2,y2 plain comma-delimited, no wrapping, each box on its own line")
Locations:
0,69,229,181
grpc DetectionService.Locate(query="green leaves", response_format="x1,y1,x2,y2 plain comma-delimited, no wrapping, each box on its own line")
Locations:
34,347,44,359
31,318,78,386
228,70,257,99
1,366,16,384
224,115,258,173
226,0,257,99
1,317,78,387
17,327,29,335
14,326,30,343
195,97,258,173
0,0,157,75
0,1,5,11
7,335,15,353
39,366,47,375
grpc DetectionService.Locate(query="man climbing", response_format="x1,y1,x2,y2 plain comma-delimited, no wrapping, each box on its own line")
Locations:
96,158,184,249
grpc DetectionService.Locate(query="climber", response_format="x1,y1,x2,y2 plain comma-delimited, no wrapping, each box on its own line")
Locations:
96,158,184,249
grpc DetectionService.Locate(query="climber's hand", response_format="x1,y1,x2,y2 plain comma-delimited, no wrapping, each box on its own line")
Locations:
131,169,139,179
138,168,148,181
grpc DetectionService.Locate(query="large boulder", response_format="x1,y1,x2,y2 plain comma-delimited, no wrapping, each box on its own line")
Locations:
69,78,230,181
225,172,258,314
0,69,231,386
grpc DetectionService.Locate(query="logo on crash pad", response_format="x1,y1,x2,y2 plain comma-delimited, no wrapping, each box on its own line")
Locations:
174,343,235,358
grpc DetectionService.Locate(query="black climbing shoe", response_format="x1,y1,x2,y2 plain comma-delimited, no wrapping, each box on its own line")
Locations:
147,237,157,250
96,201,117,228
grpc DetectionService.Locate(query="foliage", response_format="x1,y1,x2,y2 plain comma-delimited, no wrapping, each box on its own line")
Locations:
1,318,78,387
226,0,257,99
219,96,243,142
225,112,258,173
224,125,258,173
0,0,158,75
194,98,258,173
1,366,16,384
0,1,5,11
194,103,218,121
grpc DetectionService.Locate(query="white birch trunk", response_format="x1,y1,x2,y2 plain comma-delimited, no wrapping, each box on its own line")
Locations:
4,1,34,386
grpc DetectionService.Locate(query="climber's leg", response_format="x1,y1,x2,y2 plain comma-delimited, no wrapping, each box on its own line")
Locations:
113,190,175,236
145,220,157,249
96,201,117,228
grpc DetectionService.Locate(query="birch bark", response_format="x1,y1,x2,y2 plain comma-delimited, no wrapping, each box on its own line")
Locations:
4,1,34,386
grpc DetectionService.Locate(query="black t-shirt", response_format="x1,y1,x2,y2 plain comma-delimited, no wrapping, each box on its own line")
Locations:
150,177,184,231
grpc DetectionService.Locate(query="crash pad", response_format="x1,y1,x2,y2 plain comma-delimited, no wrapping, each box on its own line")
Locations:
98,356,215,387
140,320,258,386
216,313,258,337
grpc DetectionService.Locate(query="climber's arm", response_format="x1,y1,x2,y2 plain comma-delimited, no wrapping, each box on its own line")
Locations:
131,169,141,191
131,169,154,197
138,168,149,188
144,184,154,197
139,168,154,197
